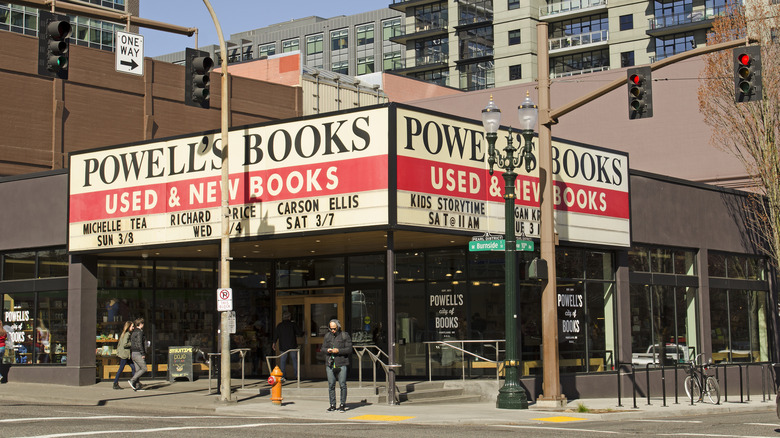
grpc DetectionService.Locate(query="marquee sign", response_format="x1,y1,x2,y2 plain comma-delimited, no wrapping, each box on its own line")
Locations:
395,107,630,247
68,108,390,251
68,105,630,252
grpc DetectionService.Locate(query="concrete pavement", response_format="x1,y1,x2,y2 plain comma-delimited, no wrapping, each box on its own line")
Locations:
0,377,775,425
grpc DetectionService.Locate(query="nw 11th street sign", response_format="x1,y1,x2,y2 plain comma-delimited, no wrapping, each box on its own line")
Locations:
115,31,144,76
469,240,535,252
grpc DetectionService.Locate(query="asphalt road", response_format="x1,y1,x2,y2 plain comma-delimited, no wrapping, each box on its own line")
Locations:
1,402,779,437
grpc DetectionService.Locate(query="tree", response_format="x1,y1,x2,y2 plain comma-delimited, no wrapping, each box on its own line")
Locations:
698,0,780,271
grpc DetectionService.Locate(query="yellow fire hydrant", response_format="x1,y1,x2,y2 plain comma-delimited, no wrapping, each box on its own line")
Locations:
268,365,284,405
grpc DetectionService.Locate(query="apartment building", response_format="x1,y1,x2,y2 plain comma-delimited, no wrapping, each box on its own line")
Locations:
389,0,725,90
154,9,407,79
0,0,139,51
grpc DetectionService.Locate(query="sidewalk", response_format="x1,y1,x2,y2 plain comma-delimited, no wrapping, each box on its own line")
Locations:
0,378,774,425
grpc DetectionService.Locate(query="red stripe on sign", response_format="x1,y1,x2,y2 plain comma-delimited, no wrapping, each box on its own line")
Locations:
397,155,489,201
70,155,388,223
551,180,629,219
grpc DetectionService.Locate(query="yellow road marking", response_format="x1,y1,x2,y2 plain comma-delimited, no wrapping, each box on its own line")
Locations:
532,416,587,423
350,414,416,422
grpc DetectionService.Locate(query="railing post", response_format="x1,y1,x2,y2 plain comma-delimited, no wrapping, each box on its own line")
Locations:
739,364,744,403
723,364,728,403
646,363,652,405
661,363,667,407
616,362,623,407
428,343,432,382
631,364,638,409
746,363,751,402
674,363,679,404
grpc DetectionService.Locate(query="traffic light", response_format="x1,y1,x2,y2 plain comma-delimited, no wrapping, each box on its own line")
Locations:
734,46,762,103
185,48,214,108
627,66,653,119
38,11,71,79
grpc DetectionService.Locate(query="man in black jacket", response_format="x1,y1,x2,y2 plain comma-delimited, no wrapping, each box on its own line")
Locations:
272,312,303,380
128,317,147,391
322,319,352,412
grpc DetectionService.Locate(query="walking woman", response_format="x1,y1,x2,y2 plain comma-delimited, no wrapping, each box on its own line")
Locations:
0,325,7,382
112,321,135,390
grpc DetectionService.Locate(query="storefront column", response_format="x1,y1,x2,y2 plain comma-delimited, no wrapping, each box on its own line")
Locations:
65,254,98,385
615,251,632,367
697,247,713,361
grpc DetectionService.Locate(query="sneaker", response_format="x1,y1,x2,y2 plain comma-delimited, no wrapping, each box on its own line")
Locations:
128,380,136,391
326,405,337,412
338,405,347,412
113,382,122,390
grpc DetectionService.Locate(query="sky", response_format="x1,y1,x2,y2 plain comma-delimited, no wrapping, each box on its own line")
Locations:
139,0,391,57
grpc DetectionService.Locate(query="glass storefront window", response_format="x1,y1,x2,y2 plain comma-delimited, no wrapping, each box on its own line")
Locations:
709,252,766,280
276,257,345,288
349,288,384,347
3,251,35,280
710,289,770,363
395,252,424,282
630,285,697,367
231,261,272,375
556,248,584,279
155,260,214,289
394,283,426,376
38,249,68,278
628,247,650,272
348,254,385,283
98,260,152,289
426,249,466,281
1,291,66,365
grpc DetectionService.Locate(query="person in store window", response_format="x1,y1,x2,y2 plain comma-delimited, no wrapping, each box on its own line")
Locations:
35,319,50,364
272,312,303,380
128,318,147,391
112,321,135,390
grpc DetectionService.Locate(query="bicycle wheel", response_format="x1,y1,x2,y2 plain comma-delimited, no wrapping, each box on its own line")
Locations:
684,375,701,402
705,376,720,404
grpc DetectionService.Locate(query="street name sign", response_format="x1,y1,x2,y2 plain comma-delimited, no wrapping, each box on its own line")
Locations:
468,239,535,252
115,31,143,76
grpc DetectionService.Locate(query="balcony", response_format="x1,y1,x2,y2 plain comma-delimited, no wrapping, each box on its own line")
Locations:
540,0,607,20
390,18,448,45
549,30,608,53
390,0,445,13
646,6,726,36
459,68,495,91
391,52,449,74
551,65,609,78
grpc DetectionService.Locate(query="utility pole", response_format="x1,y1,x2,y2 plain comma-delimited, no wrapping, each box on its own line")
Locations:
202,0,233,403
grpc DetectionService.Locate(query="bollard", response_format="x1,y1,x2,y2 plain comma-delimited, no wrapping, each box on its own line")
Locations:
616,362,623,408
631,364,638,409
268,365,284,406
739,364,744,403
646,363,652,406
661,364,667,407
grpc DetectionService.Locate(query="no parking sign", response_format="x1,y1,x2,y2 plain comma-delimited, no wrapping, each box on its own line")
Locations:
217,288,233,311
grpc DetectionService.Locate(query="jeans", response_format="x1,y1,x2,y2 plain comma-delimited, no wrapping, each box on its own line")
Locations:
278,349,298,379
130,352,146,384
113,358,136,385
326,365,348,407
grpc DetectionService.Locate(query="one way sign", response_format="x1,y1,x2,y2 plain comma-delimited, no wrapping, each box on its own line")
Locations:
115,31,144,76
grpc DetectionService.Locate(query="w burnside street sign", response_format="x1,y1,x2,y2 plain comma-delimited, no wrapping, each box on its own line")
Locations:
468,239,535,252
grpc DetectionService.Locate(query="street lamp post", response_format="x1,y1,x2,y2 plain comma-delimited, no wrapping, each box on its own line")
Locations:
482,93,538,410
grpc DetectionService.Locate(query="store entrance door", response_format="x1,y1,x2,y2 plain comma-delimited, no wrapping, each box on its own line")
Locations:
275,293,344,379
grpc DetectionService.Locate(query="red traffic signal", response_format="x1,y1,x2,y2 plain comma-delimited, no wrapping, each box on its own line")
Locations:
627,66,653,119
734,46,762,103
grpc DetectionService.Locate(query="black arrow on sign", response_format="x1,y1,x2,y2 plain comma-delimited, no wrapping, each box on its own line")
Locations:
120,59,139,70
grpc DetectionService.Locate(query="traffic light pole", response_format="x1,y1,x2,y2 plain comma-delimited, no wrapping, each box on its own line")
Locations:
202,0,233,404
534,22,755,406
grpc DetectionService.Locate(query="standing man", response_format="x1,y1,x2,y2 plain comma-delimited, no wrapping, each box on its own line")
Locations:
322,319,352,412
272,312,303,380
128,317,147,391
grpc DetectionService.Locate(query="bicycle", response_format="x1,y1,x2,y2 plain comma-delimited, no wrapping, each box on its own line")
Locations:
684,353,720,404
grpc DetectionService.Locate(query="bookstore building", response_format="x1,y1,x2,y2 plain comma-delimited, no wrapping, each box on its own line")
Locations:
1,104,776,397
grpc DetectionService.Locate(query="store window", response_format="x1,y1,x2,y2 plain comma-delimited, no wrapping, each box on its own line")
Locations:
276,257,345,288
2,248,69,280
2,291,67,365
710,289,770,363
555,247,616,373
3,251,35,280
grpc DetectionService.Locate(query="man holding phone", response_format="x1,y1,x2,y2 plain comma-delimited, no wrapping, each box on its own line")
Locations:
322,319,352,412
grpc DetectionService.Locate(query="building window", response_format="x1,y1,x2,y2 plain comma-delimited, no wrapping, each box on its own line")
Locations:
621,51,635,67
509,29,522,45
620,14,633,31
654,32,694,60
282,38,299,53
508,0,520,9
382,17,402,40
383,51,403,70
509,64,522,80
710,288,771,362
306,34,323,55
356,23,374,46
357,56,375,74
412,2,447,31
550,48,609,76
331,28,349,51
258,43,276,58
415,37,448,65
459,60,494,90
332,60,349,74
459,0,493,25
459,26,493,60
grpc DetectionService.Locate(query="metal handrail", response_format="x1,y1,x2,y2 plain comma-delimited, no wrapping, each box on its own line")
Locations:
265,348,300,389
424,339,504,383
352,345,401,404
